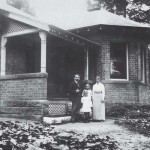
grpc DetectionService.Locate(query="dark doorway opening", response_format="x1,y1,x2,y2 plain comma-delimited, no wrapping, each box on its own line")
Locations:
47,44,84,98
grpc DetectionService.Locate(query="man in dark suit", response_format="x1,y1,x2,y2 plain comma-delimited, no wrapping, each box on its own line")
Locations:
69,74,82,122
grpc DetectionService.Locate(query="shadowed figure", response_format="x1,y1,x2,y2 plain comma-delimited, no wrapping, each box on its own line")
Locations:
69,74,82,122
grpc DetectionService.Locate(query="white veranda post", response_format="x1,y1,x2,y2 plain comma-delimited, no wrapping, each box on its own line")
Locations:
1,37,7,76
39,31,47,73
84,48,89,80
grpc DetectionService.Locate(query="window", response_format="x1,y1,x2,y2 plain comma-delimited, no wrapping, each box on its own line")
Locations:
140,46,146,83
110,43,128,80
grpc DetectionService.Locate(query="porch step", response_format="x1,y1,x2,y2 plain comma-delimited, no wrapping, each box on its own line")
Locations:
0,106,43,115
43,116,71,124
0,114,42,122
0,100,49,107
0,100,72,121
0,100,49,121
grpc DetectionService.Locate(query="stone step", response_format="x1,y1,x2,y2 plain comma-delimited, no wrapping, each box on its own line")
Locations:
0,106,43,115
0,100,72,121
43,116,71,124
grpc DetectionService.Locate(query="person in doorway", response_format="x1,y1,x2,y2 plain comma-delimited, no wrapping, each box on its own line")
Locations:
92,76,105,121
69,74,82,123
80,83,92,123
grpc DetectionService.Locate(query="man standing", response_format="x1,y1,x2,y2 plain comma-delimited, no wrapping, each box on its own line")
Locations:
69,74,82,123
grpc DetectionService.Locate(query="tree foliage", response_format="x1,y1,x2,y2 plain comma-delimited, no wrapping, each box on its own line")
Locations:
6,0,35,16
87,0,150,23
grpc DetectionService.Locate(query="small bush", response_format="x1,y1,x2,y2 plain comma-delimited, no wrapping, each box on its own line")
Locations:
115,118,150,136
106,106,126,118
106,105,150,119
112,104,150,137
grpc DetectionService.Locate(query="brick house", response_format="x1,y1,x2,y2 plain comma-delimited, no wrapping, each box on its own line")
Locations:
0,3,150,120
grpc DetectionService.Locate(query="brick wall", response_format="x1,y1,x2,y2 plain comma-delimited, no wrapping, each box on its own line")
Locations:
128,43,139,81
86,34,150,104
103,82,139,104
97,41,110,81
100,40,140,103
0,73,48,101
139,85,149,103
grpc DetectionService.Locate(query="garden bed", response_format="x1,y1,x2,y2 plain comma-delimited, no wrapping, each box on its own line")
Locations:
107,104,150,137
115,118,150,137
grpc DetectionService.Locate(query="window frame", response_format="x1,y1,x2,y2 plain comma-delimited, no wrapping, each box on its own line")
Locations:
110,43,129,81
140,47,146,83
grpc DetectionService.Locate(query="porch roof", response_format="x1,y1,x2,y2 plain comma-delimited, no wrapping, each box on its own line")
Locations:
1,3,150,45
0,3,100,48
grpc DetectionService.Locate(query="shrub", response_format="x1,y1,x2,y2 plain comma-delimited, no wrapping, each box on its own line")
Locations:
115,118,150,136
106,104,150,119
112,104,150,137
106,106,126,118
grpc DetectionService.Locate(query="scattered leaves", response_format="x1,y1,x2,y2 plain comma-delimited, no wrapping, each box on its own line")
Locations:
0,120,119,149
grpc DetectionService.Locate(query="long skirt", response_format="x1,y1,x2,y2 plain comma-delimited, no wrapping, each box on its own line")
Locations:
92,93,105,120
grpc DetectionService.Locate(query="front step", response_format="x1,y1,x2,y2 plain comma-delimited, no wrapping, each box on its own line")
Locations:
43,116,71,124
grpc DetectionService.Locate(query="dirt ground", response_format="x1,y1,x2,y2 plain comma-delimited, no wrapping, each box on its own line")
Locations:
0,118,150,149
53,119,150,150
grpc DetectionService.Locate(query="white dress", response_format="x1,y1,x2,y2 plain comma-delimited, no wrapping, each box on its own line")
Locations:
80,90,92,113
92,83,105,120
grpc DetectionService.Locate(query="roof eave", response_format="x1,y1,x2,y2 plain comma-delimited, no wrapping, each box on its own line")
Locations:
0,8,100,49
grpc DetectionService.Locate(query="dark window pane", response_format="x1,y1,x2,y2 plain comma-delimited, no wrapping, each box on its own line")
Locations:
110,43,127,79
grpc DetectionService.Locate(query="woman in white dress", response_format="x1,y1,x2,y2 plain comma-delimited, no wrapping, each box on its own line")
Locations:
92,76,105,121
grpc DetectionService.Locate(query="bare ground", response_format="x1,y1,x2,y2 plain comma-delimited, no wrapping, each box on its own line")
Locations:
0,118,149,149
53,119,150,150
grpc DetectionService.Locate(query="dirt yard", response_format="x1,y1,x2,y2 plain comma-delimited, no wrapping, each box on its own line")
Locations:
53,119,150,150
0,118,149,149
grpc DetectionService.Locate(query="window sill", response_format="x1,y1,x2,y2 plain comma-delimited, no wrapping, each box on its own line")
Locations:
102,80,149,86
102,80,130,84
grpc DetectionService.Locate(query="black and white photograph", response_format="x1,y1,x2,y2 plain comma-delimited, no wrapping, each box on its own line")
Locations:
0,0,150,149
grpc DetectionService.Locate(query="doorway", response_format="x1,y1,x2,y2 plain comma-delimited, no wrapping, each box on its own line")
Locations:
47,45,84,98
